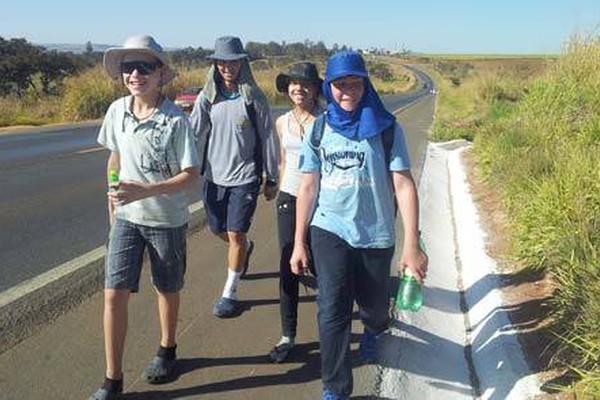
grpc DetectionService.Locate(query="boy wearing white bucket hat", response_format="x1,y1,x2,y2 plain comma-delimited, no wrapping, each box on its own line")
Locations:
90,34,199,400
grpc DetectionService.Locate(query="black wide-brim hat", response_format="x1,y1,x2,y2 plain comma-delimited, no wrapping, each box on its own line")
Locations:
276,62,323,93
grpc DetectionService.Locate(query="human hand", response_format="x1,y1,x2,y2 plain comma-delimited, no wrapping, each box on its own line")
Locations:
263,184,278,201
290,243,311,276
108,180,152,206
398,246,428,283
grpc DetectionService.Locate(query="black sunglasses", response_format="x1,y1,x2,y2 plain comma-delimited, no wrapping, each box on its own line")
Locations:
120,61,161,75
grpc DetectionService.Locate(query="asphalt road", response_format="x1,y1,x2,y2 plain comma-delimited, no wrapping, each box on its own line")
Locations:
0,87,432,292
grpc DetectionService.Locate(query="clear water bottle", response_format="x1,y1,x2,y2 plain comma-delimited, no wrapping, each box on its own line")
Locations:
396,237,426,312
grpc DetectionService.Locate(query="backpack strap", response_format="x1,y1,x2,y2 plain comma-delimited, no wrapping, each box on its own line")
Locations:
198,96,213,176
382,122,398,216
309,114,326,150
381,122,395,168
245,102,263,184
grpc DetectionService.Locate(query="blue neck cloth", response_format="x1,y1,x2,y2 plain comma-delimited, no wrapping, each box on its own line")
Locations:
322,51,395,140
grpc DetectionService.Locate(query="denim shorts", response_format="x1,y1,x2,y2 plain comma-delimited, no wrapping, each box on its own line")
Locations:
203,180,260,234
105,219,187,293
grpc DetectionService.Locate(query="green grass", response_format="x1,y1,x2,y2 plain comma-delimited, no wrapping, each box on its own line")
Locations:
444,35,600,395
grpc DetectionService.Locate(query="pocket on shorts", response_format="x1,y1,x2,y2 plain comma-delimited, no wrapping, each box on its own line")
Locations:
276,193,296,216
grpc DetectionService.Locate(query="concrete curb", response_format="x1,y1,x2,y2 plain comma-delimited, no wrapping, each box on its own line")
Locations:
446,144,542,399
0,202,206,354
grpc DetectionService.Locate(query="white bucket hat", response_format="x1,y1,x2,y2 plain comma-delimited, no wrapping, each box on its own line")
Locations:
103,35,176,85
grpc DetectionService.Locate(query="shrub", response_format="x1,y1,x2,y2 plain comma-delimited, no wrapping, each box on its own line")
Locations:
61,66,124,121
472,34,600,392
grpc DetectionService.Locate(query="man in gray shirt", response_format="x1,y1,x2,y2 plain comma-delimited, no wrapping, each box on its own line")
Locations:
191,36,279,318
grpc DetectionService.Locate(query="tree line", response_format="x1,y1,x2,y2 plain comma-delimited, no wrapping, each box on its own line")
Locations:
0,37,101,97
1,36,359,98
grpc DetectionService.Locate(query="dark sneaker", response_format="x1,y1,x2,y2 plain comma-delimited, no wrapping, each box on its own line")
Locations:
89,388,121,400
359,328,380,363
89,378,123,400
212,297,242,318
322,389,349,400
141,356,178,384
269,342,294,363
240,240,254,278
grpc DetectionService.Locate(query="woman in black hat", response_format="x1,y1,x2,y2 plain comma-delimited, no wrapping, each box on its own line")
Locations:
269,62,324,363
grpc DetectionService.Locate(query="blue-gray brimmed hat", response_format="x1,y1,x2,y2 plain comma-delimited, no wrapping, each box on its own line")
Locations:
207,36,248,61
103,35,176,85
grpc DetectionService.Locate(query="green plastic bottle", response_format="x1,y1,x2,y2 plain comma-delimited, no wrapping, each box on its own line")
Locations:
395,237,426,312
396,272,423,312
108,169,119,191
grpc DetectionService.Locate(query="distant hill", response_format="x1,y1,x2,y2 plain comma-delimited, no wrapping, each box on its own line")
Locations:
37,43,184,54
37,43,114,53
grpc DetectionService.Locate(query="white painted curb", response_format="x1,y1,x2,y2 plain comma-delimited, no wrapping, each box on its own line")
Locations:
447,143,542,399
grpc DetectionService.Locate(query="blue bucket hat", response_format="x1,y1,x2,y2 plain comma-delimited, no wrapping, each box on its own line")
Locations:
324,51,368,83
208,36,249,61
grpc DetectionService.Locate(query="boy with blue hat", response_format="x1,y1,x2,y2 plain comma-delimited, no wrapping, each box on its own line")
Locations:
290,51,428,399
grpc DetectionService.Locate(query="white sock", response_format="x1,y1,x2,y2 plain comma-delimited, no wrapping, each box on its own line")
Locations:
222,269,242,299
277,336,295,347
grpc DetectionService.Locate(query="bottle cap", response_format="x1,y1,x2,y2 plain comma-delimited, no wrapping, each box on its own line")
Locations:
108,169,119,183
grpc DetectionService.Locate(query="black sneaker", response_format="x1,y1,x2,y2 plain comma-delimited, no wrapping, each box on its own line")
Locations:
269,342,294,363
240,240,254,278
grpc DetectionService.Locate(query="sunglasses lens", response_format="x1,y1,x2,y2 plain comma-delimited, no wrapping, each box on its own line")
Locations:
121,61,158,75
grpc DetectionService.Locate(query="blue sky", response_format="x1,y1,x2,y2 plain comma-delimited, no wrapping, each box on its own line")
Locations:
2,0,599,54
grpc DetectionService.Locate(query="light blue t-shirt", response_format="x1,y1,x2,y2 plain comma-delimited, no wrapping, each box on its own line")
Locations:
299,121,411,248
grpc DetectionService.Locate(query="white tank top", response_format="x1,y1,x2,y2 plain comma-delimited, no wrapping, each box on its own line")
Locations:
279,111,306,196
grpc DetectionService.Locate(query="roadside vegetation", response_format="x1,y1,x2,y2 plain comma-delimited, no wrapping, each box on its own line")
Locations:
0,37,415,128
427,35,600,397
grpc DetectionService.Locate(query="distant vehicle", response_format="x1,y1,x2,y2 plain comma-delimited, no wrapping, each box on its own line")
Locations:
174,86,202,113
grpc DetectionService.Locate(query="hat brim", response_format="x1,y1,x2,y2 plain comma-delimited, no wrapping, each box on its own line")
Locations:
207,53,248,61
103,47,176,85
276,74,324,93
326,70,368,83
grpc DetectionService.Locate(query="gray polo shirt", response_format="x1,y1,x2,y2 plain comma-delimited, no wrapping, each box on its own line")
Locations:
97,96,199,228
190,93,279,186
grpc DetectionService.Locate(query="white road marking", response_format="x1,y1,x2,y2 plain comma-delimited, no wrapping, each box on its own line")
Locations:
75,147,104,154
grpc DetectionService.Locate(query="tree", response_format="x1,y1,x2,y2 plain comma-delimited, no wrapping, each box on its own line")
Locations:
38,51,76,94
0,37,42,96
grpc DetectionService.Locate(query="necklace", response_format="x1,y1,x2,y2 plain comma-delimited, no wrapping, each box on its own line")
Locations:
291,109,312,138
132,94,162,121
